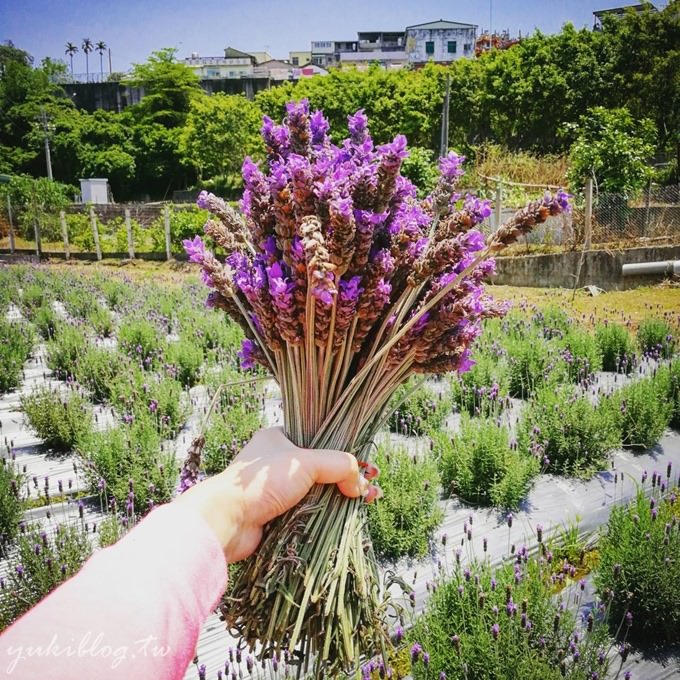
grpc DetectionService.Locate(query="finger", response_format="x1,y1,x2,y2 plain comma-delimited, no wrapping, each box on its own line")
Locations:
358,461,380,481
304,450,366,498
364,484,383,504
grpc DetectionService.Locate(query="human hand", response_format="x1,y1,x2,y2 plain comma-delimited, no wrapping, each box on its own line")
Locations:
174,427,381,563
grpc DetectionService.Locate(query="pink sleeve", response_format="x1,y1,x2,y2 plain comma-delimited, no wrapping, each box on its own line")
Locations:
0,503,228,679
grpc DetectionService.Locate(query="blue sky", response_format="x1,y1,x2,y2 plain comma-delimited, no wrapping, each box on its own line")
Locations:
0,0,666,73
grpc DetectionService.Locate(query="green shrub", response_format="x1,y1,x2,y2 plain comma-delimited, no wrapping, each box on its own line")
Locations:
637,318,676,359
67,212,94,250
532,304,572,339
0,459,24,543
367,445,442,562
504,334,560,399
435,419,538,509
595,322,636,373
167,337,204,388
409,551,613,680
20,283,50,317
558,327,602,383
63,288,100,321
118,317,165,368
202,404,263,475
0,522,93,630
78,419,177,514
518,385,620,476
668,359,680,429
110,368,187,437
596,490,680,645
33,303,59,340
608,375,672,449
74,346,123,403
46,323,87,380
0,319,33,393
450,354,510,417
21,387,93,451
100,278,135,311
89,306,114,337
98,514,127,548
388,382,449,435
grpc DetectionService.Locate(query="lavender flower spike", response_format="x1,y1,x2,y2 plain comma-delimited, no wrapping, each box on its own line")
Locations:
183,235,206,264
439,151,465,182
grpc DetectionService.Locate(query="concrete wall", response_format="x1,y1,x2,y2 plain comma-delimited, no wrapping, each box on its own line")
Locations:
493,245,680,290
405,27,476,62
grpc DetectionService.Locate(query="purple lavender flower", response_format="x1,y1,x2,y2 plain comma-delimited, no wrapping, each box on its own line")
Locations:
491,623,500,640
183,235,206,264
348,109,369,145
238,339,259,370
310,110,330,146
410,642,422,663
439,151,465,182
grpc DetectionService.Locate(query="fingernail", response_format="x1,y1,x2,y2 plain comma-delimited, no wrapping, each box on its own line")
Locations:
363,463,380,481
364,484,382,504
359,476,370,497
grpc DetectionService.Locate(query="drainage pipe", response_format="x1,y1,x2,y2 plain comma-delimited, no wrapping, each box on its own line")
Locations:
622,260,680,277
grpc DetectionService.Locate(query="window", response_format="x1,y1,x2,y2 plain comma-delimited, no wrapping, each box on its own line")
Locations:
425,41,434,54
464,43,472,52
292,57,299,65
448,41,457,54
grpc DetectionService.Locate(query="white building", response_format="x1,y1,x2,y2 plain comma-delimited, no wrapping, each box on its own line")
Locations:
405,19,477,64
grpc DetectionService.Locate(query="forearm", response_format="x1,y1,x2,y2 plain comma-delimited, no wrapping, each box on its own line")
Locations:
0,503,227,679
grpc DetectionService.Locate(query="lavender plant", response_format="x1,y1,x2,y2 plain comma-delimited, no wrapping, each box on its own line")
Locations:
596,487,680,644
0,458,24,543
595,322,636,374
409,549,613,680
182,100,570,673
21,387,93,452
434,417,538,509
636,318,676,360
0,522,93,631
0,319,33,394
366,445,443,561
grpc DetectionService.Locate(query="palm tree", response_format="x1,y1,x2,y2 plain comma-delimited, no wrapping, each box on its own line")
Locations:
65,42,78,79
82,38,93,82
95,41,107,79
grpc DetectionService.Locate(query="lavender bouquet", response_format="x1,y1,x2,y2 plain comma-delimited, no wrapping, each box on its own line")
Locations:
183,100,569,675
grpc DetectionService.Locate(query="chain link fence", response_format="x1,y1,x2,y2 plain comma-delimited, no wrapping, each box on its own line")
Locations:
476,179,680,252
1,182,679,260
0,200,208,260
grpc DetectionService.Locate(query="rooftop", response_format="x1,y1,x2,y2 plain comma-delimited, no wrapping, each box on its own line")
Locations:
406,19,478,30
593,3,657,16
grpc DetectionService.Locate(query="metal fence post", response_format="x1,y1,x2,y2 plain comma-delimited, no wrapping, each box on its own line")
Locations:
164,204,172,261
494,181,503,231
6,195,15,254
643,177,652,237
125,207,135,259
59,210,70,260
33,217,42,259
584,178,593,250
90,205,102,261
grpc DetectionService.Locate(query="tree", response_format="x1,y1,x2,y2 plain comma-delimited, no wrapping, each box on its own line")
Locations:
81,38,93,82
566,106,656,195
95,41,107,78
179,93,262,190
64,42,78,78
128,48,201,127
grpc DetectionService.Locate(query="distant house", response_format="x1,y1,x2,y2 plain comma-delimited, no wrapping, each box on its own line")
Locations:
294,63,329,78
405,19,478,64
593,3,657,29
254,59,296,81
183,47,256,79
248,51,273,64
311,40,358,68
289,50,312,66
339,30,408,69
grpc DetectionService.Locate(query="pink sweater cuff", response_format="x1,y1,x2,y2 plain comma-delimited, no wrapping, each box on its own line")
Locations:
1,503,228,679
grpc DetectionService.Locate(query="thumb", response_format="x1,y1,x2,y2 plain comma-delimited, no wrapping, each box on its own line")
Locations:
303,449,369,499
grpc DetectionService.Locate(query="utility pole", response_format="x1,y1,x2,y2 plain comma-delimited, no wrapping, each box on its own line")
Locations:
40,107,53,181
440,73,451,158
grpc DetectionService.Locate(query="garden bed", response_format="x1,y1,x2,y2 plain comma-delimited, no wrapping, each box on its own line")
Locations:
1,263,679,679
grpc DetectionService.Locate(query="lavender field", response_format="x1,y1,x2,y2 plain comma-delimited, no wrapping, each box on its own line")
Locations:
1,263,679,679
